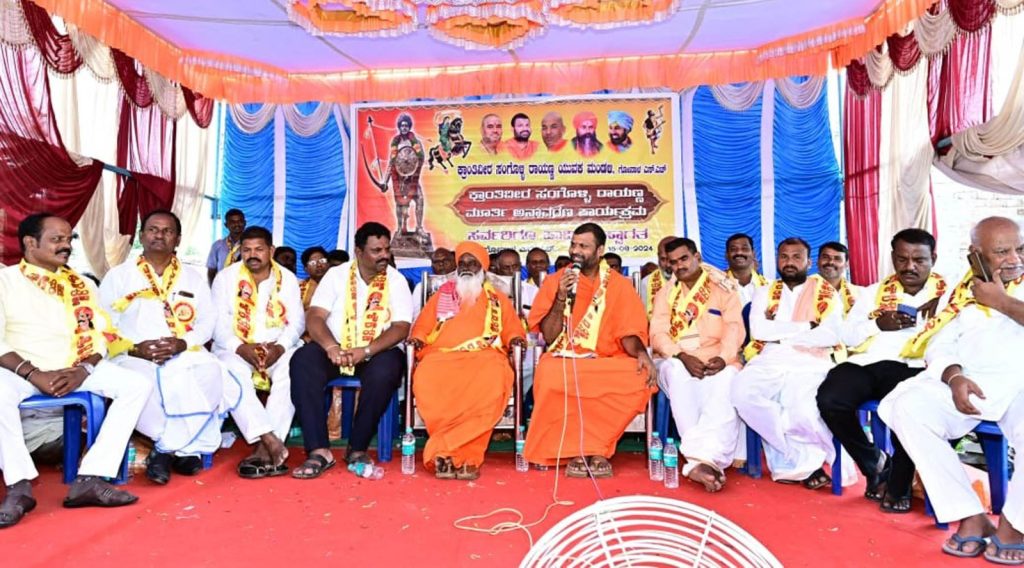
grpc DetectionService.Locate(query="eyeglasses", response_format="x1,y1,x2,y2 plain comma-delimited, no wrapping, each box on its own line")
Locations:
307,258,329,267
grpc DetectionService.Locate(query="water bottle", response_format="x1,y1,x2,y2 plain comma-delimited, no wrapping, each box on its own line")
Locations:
401,428,416,475
348,461,385,480
515,426,529,472
126,442,138,479
663,437,679,489
648,432,664,482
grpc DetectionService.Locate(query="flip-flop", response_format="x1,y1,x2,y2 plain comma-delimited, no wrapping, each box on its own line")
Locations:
984,535,1024,565
942,534,988,558
266,463,290,477
455,464,480,480
291,454,336,480
435,457,457,480
879,495,912,514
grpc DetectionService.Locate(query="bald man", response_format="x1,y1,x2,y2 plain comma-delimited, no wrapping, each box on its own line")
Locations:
880,217,1024,562
541,112,567,153
480,114,503,156
412,248,456,320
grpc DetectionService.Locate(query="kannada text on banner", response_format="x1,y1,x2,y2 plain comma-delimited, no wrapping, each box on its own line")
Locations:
351,94,681,264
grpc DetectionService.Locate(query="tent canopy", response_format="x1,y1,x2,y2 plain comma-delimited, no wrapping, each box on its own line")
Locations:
35,0,935,102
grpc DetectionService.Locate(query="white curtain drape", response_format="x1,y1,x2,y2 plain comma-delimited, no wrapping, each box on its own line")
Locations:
708,77,824,112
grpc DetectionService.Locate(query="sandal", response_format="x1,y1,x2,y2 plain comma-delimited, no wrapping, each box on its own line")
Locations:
879,493,912,514
588,456,613,479
802,468,831,491
435,457,457,480
237,456,270,479
985,535,1024,565
291,454,336,479
346,450,370,466
566,457,589,479
455,464,480,481
942,534,988,558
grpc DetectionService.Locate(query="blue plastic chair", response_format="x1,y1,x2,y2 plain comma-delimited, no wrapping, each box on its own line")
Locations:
20,392,107,484
922,420,1009,530
741,427,764,479
326,377,399,462
830,400,891,496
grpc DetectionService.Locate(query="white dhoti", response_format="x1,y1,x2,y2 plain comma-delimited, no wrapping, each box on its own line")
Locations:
117,351,225,456
732,346,855,485
657,358,740,476
217,349,296,444
0,361,152,484
880,377,1024,526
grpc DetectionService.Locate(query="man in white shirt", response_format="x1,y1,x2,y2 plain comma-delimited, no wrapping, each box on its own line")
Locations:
290,222,413,478
724,233,768,306
731,237,847,489
492,249,538,315
100,210,224,485
639,236,675,317
816,242,862,316
525,248,550,288
880,217,1024,562
213,226,302,478
411,248,454,320
0,213,151,528
816,229,946,513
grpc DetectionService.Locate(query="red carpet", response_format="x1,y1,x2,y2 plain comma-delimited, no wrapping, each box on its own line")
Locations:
4,445,969,567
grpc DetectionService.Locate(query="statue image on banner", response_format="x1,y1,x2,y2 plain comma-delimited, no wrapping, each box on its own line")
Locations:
361,112,434,258
428,110,471,172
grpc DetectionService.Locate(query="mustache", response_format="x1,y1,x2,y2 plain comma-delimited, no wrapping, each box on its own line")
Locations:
57,248,72,256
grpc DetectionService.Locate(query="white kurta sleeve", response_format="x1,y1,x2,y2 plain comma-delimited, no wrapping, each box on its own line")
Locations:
184,269,216,348
748,285,810,342
212,268,243,353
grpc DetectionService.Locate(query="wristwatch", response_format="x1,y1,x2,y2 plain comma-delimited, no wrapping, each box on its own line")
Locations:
363,346,372,361
77,362,96,376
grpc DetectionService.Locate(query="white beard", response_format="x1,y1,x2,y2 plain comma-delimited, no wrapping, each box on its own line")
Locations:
456,270,485,307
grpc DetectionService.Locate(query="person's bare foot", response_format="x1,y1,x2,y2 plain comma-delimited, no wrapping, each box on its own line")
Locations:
260,433,288,467
986,515,1024,564
943,514,996,557
687,463,724,493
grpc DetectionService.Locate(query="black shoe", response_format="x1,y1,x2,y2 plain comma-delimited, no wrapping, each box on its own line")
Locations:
172,455,203,476
146,451,172,485
0,482,36,529
63,476,138,508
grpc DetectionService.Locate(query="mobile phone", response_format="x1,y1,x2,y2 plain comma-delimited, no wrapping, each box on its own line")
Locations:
896,304,918,318
967,251,991,282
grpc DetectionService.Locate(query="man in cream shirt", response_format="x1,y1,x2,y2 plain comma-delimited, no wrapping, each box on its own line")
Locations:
0,213,151,528
213,226,302,478
100,210,224,485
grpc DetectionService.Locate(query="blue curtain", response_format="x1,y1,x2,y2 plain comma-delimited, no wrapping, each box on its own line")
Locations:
692,87,764,270
284,102,347,279
772,84,842,273
221,103,275,235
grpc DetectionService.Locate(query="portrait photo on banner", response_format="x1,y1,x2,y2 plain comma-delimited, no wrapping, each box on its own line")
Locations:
349,93,683,268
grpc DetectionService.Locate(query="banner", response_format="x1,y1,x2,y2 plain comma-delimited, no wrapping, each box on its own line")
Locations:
351,94,681,266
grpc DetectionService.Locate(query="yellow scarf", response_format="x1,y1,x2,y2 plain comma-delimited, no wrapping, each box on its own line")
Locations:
835,279,858,316
645,270,666,316
299,278,317,309
19,261,131,365
900,271,1020,359
432,282,505,353
667,270,713,344
112,256,196,339
549,260,611,357
233,262,288,390
724,270,765,288
742,276,838,362
340,262,391,375
848,272,946,355
223,237,240,269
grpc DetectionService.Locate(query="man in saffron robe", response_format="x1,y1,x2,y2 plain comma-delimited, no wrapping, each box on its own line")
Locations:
523,223,656,478
409,242,525,480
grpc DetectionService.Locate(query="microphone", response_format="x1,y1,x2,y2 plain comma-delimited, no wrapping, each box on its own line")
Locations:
566,261,582,309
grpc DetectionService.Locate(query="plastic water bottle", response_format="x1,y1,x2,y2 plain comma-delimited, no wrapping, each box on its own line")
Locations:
515,426,529,472
126,442,138,479
663,437,679,489
401,428,416,475
348,461,385,480
649,432,665,482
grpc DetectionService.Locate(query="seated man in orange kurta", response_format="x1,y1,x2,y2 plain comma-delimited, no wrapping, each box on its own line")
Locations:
524,223,657,478
409,242,526,480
